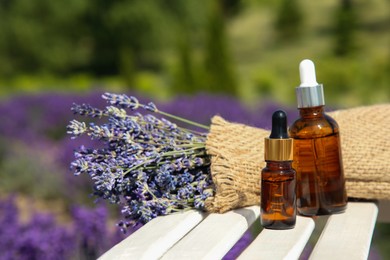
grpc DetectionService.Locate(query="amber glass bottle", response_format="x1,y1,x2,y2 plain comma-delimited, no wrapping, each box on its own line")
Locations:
289,59,347,216
261,110,296,229
289,106,347,215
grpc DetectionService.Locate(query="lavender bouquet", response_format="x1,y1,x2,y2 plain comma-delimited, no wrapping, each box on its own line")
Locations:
67,93,214,229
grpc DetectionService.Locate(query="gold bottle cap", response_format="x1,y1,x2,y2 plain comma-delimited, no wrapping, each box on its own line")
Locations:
264,110,293,161
264,137,293,161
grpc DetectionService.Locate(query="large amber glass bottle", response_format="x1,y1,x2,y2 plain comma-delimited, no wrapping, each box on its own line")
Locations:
289,60,347,216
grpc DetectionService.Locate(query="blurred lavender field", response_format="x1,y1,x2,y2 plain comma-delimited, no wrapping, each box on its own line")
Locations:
0,92,298,259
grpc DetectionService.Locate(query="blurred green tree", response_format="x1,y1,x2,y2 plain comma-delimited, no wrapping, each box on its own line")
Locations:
0,0,89,76
164,0,207,94
274,0,304,41
333,0,358,56
219,0,243,18
0,0,211,83
202,1,237,96
85,0,173,76
172,31,198,94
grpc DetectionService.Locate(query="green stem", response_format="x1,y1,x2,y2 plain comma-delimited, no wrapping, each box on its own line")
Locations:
161,147,205,157
122,159,154,177
173,143,206,148
156,110,210,130
144,184,158,200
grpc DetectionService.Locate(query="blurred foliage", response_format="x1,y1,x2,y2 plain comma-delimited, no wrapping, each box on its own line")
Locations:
333,0,358,56
171,30,198,94
274,0,304,41
0,0,89,75
0,0,208,76
202,1,237,95
0,0,389,106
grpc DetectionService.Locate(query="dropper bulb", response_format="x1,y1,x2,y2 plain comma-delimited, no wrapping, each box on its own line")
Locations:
299,59,318,87
269,110,288,139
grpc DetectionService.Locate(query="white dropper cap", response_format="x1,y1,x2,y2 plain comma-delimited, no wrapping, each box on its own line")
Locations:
300,59,318,87
295,59,325,108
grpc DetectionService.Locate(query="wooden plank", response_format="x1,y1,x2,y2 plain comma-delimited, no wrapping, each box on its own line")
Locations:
161,206,260,260
98,210,205,260
309,202,378,260
238,216,315,260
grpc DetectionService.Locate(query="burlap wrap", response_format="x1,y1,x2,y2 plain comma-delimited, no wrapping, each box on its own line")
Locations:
205,104,390,213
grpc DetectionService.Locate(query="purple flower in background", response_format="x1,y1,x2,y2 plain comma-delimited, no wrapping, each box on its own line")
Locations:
71,205,110,259
0,196,73,260
0,196,128,260
15,214,74,260
0,196,20,260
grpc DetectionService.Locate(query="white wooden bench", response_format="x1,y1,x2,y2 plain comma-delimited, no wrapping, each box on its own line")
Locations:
100,201,382,259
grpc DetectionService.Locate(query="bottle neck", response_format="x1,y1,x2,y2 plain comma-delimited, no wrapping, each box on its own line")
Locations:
265,161,293,170
298,106,325,119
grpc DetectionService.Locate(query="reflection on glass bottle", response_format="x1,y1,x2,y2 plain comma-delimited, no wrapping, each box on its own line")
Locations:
261,162,296,229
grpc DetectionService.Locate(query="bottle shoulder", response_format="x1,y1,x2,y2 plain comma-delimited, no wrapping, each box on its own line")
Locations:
262,161,296,174
261,166,296,182
289,113,339,138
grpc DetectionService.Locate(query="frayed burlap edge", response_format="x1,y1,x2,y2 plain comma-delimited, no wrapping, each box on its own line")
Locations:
204,116,266,213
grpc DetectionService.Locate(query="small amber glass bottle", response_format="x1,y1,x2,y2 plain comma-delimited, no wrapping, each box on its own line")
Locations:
289,59,347,216
261,110,296,229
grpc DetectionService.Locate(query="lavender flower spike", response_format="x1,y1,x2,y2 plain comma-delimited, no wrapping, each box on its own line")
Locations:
67,120,87,137
102,93,140,110
71,103,107,118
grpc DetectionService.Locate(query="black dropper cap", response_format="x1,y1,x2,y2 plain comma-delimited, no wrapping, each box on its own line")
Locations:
269,110,288,139
264,110,293,161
